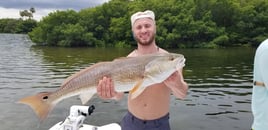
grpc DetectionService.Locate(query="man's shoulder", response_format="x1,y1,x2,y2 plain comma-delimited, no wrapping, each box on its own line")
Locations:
127,50,137,57
159,48,169,53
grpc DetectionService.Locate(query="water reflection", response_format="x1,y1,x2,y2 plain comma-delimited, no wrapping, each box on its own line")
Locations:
0,34,255,130
31,46,132,67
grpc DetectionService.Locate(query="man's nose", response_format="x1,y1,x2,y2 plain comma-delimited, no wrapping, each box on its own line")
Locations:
140,27,147,33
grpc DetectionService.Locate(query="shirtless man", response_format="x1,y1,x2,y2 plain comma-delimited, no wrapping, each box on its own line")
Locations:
97,10,188,130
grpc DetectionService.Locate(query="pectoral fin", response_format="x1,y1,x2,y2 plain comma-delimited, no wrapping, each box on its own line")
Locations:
79,90,95,104
129,79,147,99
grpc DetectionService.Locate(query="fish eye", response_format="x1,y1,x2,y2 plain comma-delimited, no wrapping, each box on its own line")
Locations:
43,96,48,100
169,57,174,60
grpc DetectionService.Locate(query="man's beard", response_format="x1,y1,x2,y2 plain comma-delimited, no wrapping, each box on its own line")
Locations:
134,34,155,46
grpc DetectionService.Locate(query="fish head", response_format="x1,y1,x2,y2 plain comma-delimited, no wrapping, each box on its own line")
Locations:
130,53,185,99
169,53,186,69
147,53,185,71
143,53,186,82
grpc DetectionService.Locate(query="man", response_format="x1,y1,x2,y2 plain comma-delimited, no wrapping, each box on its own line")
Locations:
97,10,188,130
251,39,268,130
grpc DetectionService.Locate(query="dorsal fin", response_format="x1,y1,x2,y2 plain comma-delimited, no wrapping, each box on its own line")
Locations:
61,62,109,86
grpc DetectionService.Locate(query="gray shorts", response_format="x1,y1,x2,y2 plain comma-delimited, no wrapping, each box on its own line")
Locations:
120,111,170,130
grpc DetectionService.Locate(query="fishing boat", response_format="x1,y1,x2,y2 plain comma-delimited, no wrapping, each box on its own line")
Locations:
49,105,121,130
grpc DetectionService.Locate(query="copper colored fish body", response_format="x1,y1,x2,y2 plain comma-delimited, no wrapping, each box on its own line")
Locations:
18,53,185,121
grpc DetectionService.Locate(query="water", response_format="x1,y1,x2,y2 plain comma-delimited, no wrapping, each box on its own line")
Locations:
0,34,255,130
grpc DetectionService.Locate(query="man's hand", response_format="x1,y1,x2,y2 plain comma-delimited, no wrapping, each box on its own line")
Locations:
164,69,188,99
96,77,123,100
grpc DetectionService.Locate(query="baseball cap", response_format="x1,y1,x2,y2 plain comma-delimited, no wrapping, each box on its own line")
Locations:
130,10,155,27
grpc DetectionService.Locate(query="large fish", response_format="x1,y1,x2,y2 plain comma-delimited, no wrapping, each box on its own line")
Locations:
18,53,185,121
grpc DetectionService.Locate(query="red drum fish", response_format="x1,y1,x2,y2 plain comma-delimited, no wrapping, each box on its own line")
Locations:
18,53,185,121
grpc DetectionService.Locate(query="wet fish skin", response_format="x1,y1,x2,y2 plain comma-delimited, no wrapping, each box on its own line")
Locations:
18,53,185,121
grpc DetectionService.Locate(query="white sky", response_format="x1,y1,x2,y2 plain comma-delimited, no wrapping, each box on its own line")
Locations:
0,0,109,21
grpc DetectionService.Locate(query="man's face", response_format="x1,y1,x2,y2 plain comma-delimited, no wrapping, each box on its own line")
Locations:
132,18,156,46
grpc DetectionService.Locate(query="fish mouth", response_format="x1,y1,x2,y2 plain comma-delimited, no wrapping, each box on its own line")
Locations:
166,53,185,69
174,57,185,69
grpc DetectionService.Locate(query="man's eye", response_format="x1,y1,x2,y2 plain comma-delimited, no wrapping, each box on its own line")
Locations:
136,26,142,29
145,24,151,28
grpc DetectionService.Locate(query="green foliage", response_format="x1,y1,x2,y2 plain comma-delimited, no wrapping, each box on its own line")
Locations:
0,18,37,34
18,0,268,47
0,19,18,33
29,10,89,46
115,41,131,48
28,26,44,44
16,19,37,33
57,23,87,47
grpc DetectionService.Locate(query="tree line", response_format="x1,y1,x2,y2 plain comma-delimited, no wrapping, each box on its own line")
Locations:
0,7,37,33
1,0,268,48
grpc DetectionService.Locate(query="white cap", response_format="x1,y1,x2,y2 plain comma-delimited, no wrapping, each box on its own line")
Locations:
130,10,155,27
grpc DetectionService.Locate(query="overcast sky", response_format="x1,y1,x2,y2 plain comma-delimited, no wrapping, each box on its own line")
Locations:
0,0,109,21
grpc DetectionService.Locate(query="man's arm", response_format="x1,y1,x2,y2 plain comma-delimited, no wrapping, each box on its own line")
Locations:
164,69,188,99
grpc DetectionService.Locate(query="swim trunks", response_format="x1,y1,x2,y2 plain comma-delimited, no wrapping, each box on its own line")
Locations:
120,111,170,130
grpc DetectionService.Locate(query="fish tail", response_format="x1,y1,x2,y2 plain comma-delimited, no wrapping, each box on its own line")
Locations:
18,92,54,121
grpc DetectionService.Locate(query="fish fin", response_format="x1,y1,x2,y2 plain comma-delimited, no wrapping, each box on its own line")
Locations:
144,57,165,75
79,91,95,104
62,62,109,86
17,92,54,122
129,79,147,99
144,59,163,83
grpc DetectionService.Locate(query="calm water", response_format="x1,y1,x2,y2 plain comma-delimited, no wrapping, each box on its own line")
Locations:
0,34,255,130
